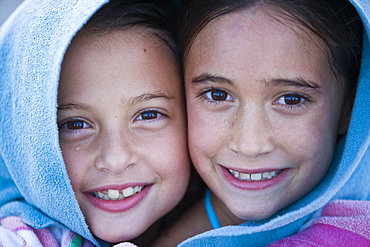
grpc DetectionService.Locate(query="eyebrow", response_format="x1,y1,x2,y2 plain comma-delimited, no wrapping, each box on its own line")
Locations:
191,73,322,91
191,73,233,85
265,77,323,90
129,92,175,105
57,103,91,111
58,92,175,111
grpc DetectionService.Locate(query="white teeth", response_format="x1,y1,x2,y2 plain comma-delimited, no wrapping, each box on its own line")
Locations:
108,189,120,199
251,173,262,181
239,173,250,180
92,186,144,200
133,186,141,193
229,169,281,181
97,191,105,198
118,193,124,200
122,187,134,197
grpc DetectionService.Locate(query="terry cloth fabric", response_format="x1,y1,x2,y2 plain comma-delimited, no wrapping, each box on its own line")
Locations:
178,0,370,246
0,0,109,245
0,216,138,247
0,216,94,247
268,200,370,246
0,0,176,246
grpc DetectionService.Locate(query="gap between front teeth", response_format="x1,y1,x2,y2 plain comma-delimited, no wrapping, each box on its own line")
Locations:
92,186,144,200
229,169,281,181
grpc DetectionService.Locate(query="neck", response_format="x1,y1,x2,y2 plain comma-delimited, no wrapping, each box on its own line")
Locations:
211,192,245,227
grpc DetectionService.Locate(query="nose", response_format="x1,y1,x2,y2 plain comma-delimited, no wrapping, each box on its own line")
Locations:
228,106,275,158
95,129,138,173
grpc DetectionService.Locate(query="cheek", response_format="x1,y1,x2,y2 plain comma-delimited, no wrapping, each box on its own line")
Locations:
187,104,230,162
146,124,189,172
277,109,339,170
147,129,190,201
60,143,89,188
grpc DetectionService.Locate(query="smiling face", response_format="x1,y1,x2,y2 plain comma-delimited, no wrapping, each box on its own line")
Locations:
185,7,347,221
58,29,190,242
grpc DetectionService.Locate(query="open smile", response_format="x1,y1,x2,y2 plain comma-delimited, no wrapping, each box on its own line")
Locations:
228,169,282,181
86,184,152,213
91,186,145,201
221,165,289,190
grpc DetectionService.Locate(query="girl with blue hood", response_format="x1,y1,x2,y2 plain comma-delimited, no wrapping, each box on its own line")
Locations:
152,0,370,246
0,0,190,246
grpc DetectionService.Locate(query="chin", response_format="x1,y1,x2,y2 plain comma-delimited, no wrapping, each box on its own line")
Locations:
93,228,144,243
230,205,279,222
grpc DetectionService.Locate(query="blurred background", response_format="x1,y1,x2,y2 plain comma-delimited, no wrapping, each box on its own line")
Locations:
0,0,23,26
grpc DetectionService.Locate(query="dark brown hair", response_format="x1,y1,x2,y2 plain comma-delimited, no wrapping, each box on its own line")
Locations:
82,0,180,68
179,0,363,95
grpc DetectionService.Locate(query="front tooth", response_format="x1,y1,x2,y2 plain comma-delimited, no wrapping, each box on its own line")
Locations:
262,172,270,179
251,173,262,181
122,187,134,197
239,173,250,180
134,186,142,193
108,189,120,199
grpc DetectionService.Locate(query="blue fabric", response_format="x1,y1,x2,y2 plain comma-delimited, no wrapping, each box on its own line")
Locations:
179,0,370,246
0,0,109,245
0,0,369,246
204,189,221,229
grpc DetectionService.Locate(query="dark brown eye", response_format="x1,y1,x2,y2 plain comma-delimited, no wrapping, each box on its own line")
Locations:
211,90,228,101
201,88,234,103
141,111,158,120
67,120,86,129
135,109,166,122
59,119,90,130
284,94,302,105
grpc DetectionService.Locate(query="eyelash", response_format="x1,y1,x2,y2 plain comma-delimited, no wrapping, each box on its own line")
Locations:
196,88,311,110
196,88,234,105
58,117,92,132
273,93,311,110
58,109,167,131
134,108,168,122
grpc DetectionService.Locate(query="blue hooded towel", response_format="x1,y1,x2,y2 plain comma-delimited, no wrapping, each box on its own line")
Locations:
0,0,369,246
0,0,109,245
178,0,370,246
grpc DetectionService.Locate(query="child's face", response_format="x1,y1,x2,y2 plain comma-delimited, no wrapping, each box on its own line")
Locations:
58,29,190,242
185,8,347,221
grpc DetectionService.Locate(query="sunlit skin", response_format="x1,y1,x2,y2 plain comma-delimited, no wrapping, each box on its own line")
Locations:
58,29,190,242
185,7,348,223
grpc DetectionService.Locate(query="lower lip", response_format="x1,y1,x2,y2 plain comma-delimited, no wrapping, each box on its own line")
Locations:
220,166,290,190
85,185,152,213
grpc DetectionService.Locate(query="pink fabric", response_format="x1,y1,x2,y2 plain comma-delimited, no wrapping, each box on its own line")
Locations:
0,216,94,247
0,216,137,247
268,200,370,246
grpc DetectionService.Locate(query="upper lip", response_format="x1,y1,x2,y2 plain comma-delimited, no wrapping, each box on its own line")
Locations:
220,165,284,174
85,182,151,193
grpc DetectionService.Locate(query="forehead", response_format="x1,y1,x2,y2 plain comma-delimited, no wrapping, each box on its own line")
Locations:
185,7,336,86
59,28,181,101
191,6,325,57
